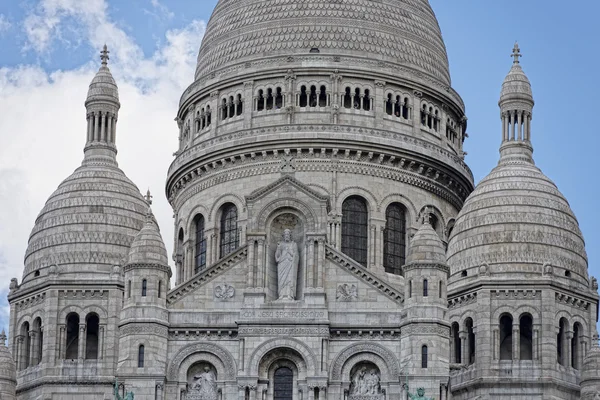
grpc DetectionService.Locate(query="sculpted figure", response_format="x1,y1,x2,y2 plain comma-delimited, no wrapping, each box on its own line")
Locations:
408,387,434,400
351,366,367,395
365,369,380,394
275,229,299,300
191,366,217,399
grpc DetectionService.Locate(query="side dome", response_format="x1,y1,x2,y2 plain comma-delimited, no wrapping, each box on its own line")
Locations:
196,0,451,85
0,330,16,399
406,216,446,265
448,45,588,286
127,207,169,266
22,46,148,282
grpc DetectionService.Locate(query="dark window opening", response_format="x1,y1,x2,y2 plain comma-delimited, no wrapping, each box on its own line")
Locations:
229,96,235,117
423,279,429,297
221,99,227,120
572,323,581,369
500,314,513,360
65,313,79,360
422,345,428,368
158,281,162,298
386,94,393,115
363,89,371,111
299,86,307,107
309,85,317,107
220,204,239,258
341,196,368,267
319,85,327,107
257,90,265,111
343,87,352,108
353,88,361,109
85,314,99,359
194,214,207,273
237,94,243,115
466,318,475,365
142,279,147,297
383,203,407,275
452,322,461,364
520,314,533,361
402,98,409,119
273,367,294,400
266,88,274,110
275,88,283,109
138,345,145,368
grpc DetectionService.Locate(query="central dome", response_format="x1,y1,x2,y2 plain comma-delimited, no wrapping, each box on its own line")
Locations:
196,0,451,85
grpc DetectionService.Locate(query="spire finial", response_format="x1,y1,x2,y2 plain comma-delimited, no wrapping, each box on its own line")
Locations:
100,44,110,66
144,189,153,205
0,329,6,346
511,42,522,64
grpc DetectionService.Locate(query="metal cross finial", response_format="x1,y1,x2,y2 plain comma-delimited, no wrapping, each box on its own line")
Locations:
511,42,522,64
100,44,110,66
144,189,153,205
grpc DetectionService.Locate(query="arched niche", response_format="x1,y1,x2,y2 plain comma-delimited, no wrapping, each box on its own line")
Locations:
348,362,383,398
267,211,305,301
257,348,308,400
186,362,219,400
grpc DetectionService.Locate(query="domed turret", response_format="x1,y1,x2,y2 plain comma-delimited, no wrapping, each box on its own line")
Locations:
447,45,588,286
581,335,600,399
21,46,148,283
0,330,16,400
127,202,169,266
406,214,446,265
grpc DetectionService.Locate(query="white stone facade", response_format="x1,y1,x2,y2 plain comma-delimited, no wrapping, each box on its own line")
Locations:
5,2,599,400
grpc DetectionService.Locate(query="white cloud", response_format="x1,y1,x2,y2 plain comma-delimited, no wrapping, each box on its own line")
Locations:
0,0,205,332
147,0,175,21
0,14,11,34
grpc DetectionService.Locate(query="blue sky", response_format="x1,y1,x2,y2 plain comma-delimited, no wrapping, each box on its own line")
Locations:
0,0,599,335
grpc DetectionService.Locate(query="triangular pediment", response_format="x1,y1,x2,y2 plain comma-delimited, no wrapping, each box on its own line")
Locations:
246,175,330,206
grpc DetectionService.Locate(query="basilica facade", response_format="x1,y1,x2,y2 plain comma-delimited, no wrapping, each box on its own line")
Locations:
3,1,600,399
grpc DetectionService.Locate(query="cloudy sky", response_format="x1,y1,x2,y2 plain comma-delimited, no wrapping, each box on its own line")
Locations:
0,0,599,334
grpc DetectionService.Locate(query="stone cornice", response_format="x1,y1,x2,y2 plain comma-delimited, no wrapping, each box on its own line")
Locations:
166,245,248,305
325,246,404,305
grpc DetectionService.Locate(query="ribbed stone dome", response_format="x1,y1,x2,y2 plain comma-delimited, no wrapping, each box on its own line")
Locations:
196,0,451,85
0,331,16,385
23,162,148,281
447,155,588,284
499,61,533,104
127,208,169,266
406,219,446,265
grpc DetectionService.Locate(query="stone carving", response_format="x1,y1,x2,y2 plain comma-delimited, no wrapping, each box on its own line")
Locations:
479,263,489,276
9,278,19,291
543,263,553,276
214,283,235,300
350,366,381,397
188,365,217,400
408,387,434,400
592,277,598,290
337,284,358,301
275,229,299,300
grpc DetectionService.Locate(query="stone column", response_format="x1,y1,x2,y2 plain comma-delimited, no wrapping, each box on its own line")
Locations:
247,238,256,288
87,114,93,142
112,116,117,143
238,385,245,400
78,323,86,359
98,326,105,359
307,387,315,400
29,330,37,366
257,239,265,288
459,331,467,365
107,114,113,143
15,336,23,370
156,383,164,400
100,111,106,141
93,111,100,141
58,326,65,360
565,330,574,368
249,386,257,400
533,329,539,360
317,238,325,288
370,225,376,267
307,239,315,288
513,324,520,361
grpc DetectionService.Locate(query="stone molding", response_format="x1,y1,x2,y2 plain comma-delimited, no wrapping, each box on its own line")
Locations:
169,329,237,340
326,246,404,305
239,326,329,337
330,342,400,382
400,323,449,337
247,337,318,376
166,341,237,381
166,245,247,305
120,323,168,338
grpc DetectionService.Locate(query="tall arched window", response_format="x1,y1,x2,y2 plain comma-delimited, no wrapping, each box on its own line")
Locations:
85,314,99,359
423,279,429,297
383,203,407,274
409,280,412,298
341,196,368,267
194,214,207,273
220,203,239,258
65,313,79,360
20,322,30,369
466,318,475,365
557,318,568,365
158,281,162,298
572,322,582,369
138,345,145,368
274,367,293,400
127,280,131,298
421,345,428,368
32,317,43,365
439,280,443,298
499,314,513,360
452,322,461,364
520,314,533,361
142,279,147,297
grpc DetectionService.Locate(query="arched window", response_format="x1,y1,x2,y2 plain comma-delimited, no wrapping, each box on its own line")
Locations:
236,94,243,115
266,88,274,110
85,314,99,359
319,85,327,107
341,196,368,267
452,322,461,364
158,281,162,298
309,85,318,107
194,214,207,273
421,105,427,125
520,314,533,361
138,345,145,368
128,280,132,298
429,213,439,232
423,279,429,297
386,94,393,115
257,90,265,111
142,279,147,297
402,97,409,119
572,322,582,369
421,345,428,368
221,98,228,120
229,96,235,117
275,88,283,109
274,367,293,400
439,280,443,298
363,89,371,111
409,280,412,298
299,86,307,107
466,318,475,365
353,88,361,109
65,313,79,359
220,203,239,258
383,202,407,275
206,105,212,126
343,87,352,108
20,322,30,369
499,314,513,360
557,317,568,365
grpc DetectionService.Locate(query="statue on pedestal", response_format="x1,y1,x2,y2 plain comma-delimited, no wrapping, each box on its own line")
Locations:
408,387,434,400
113,379,134,400
275,229,299,300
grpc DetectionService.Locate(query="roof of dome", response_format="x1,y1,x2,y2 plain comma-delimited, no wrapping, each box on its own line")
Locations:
23,163,149,280
447,157,587,282
195,0,451,85
406,217,446,265
499,43,533,105
0,330,16,383
86,45,119,105
582,338,600,381
127,205,169,266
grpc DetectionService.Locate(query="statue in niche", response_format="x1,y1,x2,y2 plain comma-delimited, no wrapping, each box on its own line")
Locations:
189,366,217,399
350,366,381,396
275,229,300,300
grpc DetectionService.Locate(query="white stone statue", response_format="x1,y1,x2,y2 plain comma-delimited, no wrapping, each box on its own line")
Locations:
275,229,299,300
190,366,217,399
351,366,381,396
